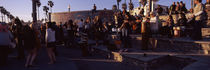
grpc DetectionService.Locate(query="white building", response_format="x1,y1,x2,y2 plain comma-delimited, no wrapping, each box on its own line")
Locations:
132,1,168,16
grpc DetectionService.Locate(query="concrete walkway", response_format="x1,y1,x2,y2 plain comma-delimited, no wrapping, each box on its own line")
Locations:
0,47,78,70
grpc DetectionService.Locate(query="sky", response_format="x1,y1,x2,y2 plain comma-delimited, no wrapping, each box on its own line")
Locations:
0,0,207,22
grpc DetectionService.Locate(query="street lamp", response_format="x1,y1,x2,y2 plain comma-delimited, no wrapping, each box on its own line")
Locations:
68,4,71,12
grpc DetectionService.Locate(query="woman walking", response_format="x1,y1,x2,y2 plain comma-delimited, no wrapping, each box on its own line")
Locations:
24,24,40,67
46,22,56,64
24,24,35,67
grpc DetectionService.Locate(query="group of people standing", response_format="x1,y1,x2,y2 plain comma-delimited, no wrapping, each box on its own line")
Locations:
0,18,59,67
169,1,188,15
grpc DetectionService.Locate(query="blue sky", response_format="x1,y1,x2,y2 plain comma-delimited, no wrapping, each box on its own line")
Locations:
0,0,206,22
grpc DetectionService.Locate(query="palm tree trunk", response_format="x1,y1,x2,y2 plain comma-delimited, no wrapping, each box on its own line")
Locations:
50,7,52,13
49,7,52,22
117,2,119,10
38,7,40,21
32,0,37,23
148,0,151,12
3,15,5,23
7,16,9,23
0,13,3,22
191,0,194,8
45,12,49,22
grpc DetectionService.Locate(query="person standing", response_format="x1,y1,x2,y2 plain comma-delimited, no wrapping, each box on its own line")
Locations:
78,19,84,32
167,15,175,38
13,18,25,60
120,15,132,50
176,2,181,14
141,17,151,50
150,12,160,36
180,2,188,14
67,20,75,48
0,22,13,66
192,0,205,40
23,24,37,67
170,2,177,15
46,22,56,64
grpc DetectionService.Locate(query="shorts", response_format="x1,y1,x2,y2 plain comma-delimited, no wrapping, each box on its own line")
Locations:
47,42,56,48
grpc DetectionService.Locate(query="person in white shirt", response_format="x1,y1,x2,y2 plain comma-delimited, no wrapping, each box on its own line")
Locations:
77,19,84,32
191,0,205,40
150,12,160,35
45,22,56,64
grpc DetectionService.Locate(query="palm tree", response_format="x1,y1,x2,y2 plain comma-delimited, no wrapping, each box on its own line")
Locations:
5,12,11,22
43,6,49,22
48,0,54,13
8,14,14,21
0,7,7,22
117,0,121,10
37,1,41,20
122,3,127,10
129,0,134,11
0,6,3,22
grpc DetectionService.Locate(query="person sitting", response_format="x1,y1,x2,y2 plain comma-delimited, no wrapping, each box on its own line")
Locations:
177,13,188,37
166,15,175,38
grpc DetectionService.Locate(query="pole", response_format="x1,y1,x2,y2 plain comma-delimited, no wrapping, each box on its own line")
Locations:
49,13,51,22
32,0,37,24
1,13,3,22
148,0,151,13
117,2,119,10
191,0,194,8
4,15,5,22
38,6,40,21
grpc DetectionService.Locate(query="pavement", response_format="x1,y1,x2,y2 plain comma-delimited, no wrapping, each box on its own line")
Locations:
1,36,210,70
0,47,78,70
0,44,141,70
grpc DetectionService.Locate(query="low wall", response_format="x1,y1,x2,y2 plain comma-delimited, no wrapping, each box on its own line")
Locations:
51,10,114,25
132,36,210,54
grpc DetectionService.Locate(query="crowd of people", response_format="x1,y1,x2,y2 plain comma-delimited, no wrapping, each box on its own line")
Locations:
0,0,208,68
169,1,188,15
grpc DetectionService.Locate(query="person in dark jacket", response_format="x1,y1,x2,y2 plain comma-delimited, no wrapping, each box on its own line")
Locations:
170,2,177,14
178,13,188,37
13,18,25,60
23,24,37,67
141,17,151,50
180,1,188,14
156,5,163,15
